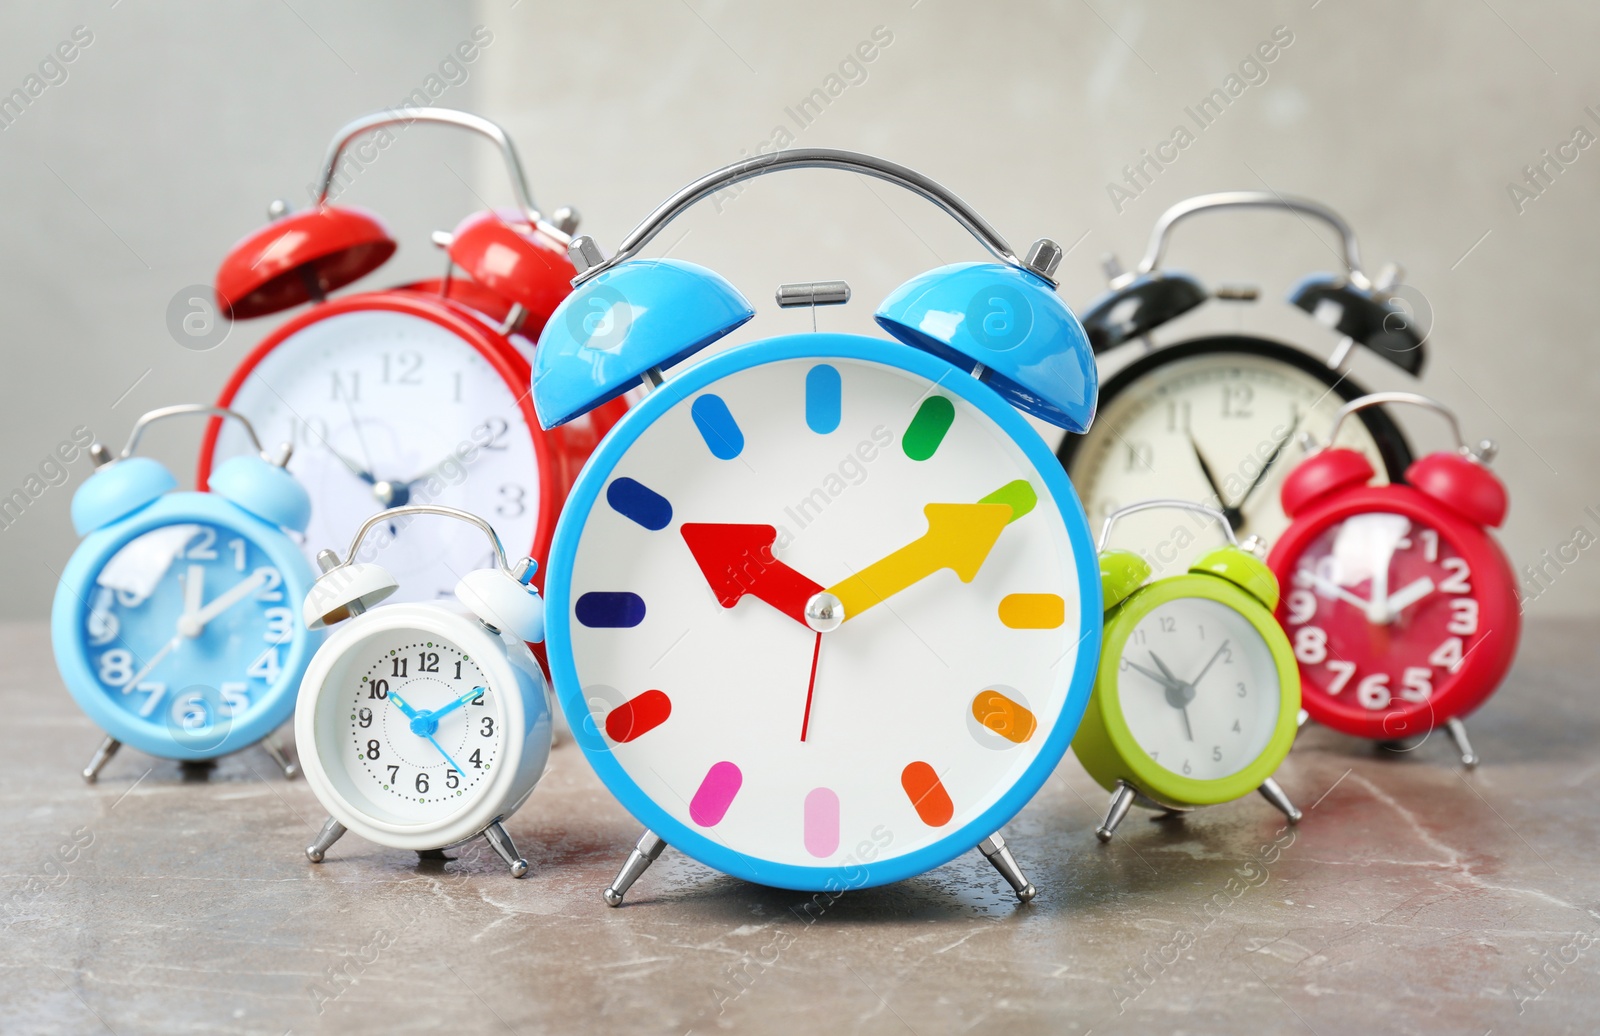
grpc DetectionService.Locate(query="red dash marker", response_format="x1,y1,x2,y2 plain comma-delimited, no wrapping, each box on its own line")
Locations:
605,690,672,743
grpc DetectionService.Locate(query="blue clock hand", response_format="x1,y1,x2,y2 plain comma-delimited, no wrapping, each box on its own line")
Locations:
383,689,464,776
421,732,465,777
429,686,486,722
385,688,423,722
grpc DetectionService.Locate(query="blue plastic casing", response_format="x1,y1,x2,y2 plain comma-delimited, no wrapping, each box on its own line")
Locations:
542,332,1103,892
876,262,1098,432
532,259,755,429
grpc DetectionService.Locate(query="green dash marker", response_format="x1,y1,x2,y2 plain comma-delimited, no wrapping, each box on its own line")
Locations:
903,396,955,461
980,479,1037,523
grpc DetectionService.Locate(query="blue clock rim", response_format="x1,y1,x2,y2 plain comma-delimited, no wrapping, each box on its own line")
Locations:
51,492,322,761
544,331,1104,893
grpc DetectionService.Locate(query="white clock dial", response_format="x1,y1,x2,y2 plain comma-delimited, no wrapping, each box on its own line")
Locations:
1069,349,1394,571
316,627,500,825
564,354,1089,870
1116,597,1279,781
213,309,541,600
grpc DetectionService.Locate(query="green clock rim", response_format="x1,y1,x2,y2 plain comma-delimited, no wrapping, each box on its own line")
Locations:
1081,571,1299,806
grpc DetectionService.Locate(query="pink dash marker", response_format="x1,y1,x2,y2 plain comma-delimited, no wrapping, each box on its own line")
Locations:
689,761,743,827
803,788,840,858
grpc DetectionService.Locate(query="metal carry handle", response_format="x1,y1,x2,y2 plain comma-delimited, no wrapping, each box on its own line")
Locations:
1098,499,1238,553
1135,191,1369,287
121,404,275,464
334,504,514,577
572,147,1056,285
1318,391,1489,460
311,107,560,238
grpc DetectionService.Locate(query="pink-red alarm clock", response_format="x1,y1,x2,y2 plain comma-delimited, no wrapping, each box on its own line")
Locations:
1268,392,1519,767
198,107,626,604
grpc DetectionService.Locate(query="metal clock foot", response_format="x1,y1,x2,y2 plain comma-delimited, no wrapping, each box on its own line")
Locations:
483,819,529,877
1096,781,1138,842
1445,717,1479,768
1296,708,1309,729
262,736,298,779
604,829,666,907
1258,777,1302,824
977,833,1036,902
306,817,346,863
82,736,122,783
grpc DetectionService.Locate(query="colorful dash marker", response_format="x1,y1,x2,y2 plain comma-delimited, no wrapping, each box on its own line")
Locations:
605,689,672,744
980,479,1037,523
901,761,954,827
575,591,647,628
805,364,841,434
998,593,1064,629
606,477,672,531
690,761,743,827
971,690,1037,744
691,394,744,460
902,396,955,461
803,787,840,858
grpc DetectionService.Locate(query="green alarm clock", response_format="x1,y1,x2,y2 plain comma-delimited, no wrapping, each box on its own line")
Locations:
1072,500,1302,841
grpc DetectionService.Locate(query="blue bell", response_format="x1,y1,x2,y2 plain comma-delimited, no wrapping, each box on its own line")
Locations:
208,455,312,533
70,457,177,535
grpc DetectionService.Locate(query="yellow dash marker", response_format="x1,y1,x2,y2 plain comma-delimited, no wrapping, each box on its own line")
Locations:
998,593,1065,629
972,690,1037,744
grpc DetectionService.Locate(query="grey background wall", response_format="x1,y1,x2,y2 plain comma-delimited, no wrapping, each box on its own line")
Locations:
2,0,1596,617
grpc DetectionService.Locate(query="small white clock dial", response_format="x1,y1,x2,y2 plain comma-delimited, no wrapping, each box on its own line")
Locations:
1116,597,1280,781
213,309,541,600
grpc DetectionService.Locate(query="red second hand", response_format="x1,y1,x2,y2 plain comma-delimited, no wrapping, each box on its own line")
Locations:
800,631,823,742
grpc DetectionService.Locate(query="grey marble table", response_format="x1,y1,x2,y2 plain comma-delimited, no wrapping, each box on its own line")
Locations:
2,619,1594,1035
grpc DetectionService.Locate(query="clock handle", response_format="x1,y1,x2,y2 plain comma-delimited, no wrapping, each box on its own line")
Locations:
330,504,521,579
1134,191,1370,287
1316,391,1493,463
1097,499,1238,553
569,147,1058,285
309,107,566,241
118,403,284,466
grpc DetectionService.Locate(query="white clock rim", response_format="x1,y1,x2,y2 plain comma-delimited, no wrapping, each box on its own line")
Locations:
542,332,1104,892
295,603,528,851
50,492,323,762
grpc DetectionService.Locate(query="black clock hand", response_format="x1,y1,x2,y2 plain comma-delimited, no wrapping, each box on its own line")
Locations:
1187,639,1230,690
1233,428,1296,519
1148,651,1196,741
1190,437,1242,530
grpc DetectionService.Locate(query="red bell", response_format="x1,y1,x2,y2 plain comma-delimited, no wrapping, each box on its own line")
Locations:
393,276,517,325
1406,452,1507,528
1281,447,1374,517
215,206,396,320
447,209,576,334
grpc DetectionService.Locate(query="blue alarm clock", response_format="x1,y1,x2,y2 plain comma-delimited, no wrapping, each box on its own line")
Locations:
532,149,1102,905
51,404,321,781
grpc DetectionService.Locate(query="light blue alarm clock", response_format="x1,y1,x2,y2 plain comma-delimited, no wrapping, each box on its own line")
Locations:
532,149,1102,905
52,404,321,781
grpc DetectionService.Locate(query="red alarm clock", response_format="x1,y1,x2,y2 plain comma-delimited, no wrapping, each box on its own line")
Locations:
1267,392,1519,766
198,108,625,602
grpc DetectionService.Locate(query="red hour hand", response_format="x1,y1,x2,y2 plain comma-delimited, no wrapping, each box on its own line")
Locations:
680,523,823,627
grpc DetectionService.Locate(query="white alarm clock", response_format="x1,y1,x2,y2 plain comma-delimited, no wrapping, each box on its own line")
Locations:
295,505,551,875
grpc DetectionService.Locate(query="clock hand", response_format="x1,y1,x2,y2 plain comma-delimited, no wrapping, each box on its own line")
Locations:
428,685,486,722
182,563,205,623
385,689,466,776
1381,576,1436,621
1146,650,1198,742
1148,651,1181,687
176,568,272,638
421,731,466,777
1233,426,1297,517
800,632,823,742
1125,658,1179,689
1189,437,1241,530
825,500,1013,623
681,524,824,627
385,688,424,722
1188,639,1231,689
120,633,183,694
1295,569,1373,613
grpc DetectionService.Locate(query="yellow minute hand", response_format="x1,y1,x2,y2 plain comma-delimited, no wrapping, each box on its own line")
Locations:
825,480,1037,622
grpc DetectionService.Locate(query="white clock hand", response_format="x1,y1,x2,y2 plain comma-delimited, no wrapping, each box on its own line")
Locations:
1381,576,1436,621
121,633,183,694
183,563,205,623
176,568,272,638
1296,570,1373,613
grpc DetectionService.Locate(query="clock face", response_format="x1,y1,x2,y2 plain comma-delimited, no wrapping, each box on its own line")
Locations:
1280,511,1482,720
212,306,541,601
80,521,293,741
1114,597,1280,781
313,627,501,825
1066,346,1399,571
554,342,1096,879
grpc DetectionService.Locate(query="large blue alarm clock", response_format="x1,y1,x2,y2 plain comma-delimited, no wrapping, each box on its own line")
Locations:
532,149,1102,905
51,405,321,781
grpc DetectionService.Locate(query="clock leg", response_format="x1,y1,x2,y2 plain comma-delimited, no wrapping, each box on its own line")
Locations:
261,736,299,780
81,736,122,783
977,832,1036,903
603,829,666,907
306,817,346,863
1257,778,1303,824
482,819,529,878
1445,718,1480,768
1297,708,1310,729
1096,781,1137,843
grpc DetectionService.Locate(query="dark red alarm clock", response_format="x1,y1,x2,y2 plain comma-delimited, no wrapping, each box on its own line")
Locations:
1267,392,1519,766
198,107,625,602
